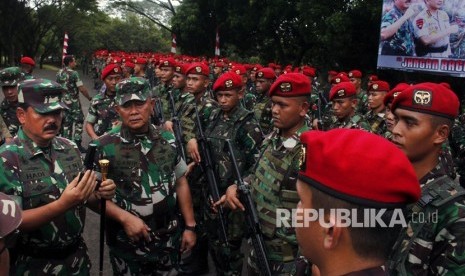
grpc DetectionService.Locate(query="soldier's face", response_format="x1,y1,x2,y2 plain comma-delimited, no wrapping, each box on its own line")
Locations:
172,73,186,89
160,67,174,83
368,91,386,111
216,90,242,114
17,107,63,147
255,78,272,94
391,108,440,163
116,99,154,134
104,74,122,93
271,96,309,131
186,74,209,95
332,98,356,120
426,0,443,10
395,0,411,10
2,86,18,102
349,78,361,89
213,66,222,75
385,105,395,131
295,181,323,263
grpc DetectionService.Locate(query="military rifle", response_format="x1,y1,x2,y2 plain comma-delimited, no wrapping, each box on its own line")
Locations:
194,104,228,244
168,91,187,161
154,98,165,126
225,139,272,276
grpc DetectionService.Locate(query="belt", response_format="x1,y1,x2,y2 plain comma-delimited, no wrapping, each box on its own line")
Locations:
15,238,82,260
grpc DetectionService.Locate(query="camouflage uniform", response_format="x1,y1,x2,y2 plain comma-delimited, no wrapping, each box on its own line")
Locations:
152,83,174,123
0,128,90,275
327,113,370,131
356,91,369,115
381,5,415,56
365,109,387,135
247,123,310,275
254,94,274,135
56,66,85,141
94,124,186,275
388,162,465,275
199,105,262,275
0,116,12,143
0,67,24,137
86,91,120,137
451,114,465,186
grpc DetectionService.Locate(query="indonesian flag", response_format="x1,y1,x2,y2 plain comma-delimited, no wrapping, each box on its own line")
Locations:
215,28,220,57
62,32,69,65
171,34,177,54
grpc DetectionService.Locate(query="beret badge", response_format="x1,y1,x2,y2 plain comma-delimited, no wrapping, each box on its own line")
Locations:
225,79,233,88
280,82,292,92
257,72,264,77
337,89,345,97
413,90,432,106
114,68,119,73
335,78,341,83
393,92,400,98
175,66,181,71
195,66,202,73
373,83,379,90
163,61,169,66
348,72,353,77
235,70,240,75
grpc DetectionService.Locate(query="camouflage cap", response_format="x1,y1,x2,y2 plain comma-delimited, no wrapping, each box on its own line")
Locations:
0,192,22,238
0,67,24,87
18,78,68,114
115,77,150,105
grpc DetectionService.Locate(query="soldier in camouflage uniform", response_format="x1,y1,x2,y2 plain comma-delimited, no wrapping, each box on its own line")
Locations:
19,56,35,79
253,67,276,135
327,82,370,131
348,70,369,115
380,0,418,56
189,71,262,275
0,78,115,275
94,77,196,275
449,2,465,58
365,80,390,135
56,55,92,152
218,73,313,275
0,67,24,138
451,112,465,187
152,57,176,126
296,129,420,276
388,82,465,275
85,64,122,140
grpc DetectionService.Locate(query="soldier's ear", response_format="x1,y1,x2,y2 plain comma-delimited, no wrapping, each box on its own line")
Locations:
16,107,27,124
432,124,449,146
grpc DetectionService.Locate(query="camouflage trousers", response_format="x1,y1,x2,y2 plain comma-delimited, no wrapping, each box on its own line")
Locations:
11,241,91,276
62,98,84,141
204,207,245,276
109,250,178,276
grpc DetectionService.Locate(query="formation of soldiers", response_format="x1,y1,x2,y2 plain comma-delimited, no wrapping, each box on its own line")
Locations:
0,50,464,276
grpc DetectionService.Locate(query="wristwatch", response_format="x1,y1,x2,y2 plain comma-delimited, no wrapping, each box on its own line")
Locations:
184,224,197,232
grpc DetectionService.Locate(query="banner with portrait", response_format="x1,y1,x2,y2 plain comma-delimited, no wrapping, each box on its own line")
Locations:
377,0,465,77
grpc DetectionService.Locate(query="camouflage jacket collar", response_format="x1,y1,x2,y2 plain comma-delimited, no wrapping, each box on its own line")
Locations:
16,127,66,159
269,122,309,151
119,124,159,144
420,161,447,188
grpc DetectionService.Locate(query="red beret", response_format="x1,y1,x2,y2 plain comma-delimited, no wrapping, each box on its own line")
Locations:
174,63,189,75
252,64,263,71
330,74,351,85
368,75,378,81
20,56,35,67
213,62,224,68
368,80,390,92
159,57,176,67
269,73,311,97
391,82,460,120
124,62,135,69
328,70,338,77
134,57,147,65
213,72,243,91
256,68,276,79
302,67,316,77
101,64,122,80
348,70,362,79
384,83,410,106
186,62,210,76
231,65,246,76
299,129,420,207
329,82,356,100
111,57,122,64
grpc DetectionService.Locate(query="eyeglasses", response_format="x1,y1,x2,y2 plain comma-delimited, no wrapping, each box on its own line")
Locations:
0,229,20,255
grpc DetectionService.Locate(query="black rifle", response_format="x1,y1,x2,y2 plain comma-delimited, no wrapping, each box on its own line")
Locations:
168,91,187,161
154,98,165,126
194,104,228,244
225,139,272,276
81,144,105,275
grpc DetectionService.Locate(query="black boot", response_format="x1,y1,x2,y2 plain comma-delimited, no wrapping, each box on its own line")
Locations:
75,140,87,153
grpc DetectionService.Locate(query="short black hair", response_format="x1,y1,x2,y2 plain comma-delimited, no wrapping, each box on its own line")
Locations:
63,55,75,66
310,186,404,261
